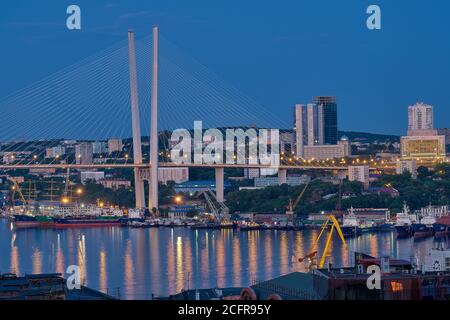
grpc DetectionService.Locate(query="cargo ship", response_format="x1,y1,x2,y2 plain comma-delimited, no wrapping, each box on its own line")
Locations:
394,202,413,237
52,215,126,228
412,215,435,238
13,214,54,228
11,203,127,228
340,207,360,237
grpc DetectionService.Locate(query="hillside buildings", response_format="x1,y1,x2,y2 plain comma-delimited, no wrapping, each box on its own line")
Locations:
396,160,418,179
75,142,93,165
348,165,370,189
45,146,66,159
401,102,446,160
108,138,123,154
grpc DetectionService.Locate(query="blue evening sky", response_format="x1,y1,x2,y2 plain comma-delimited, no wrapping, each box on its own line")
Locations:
1,0,449,135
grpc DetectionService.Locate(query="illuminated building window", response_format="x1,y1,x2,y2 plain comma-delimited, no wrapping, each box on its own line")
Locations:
390,281,404,292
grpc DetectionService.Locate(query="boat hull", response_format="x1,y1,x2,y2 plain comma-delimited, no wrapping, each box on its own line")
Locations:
395,225,412,237
341,226,361,237
433,223,450,237
52,217,126,228
13,215,55,228
412,223,434,238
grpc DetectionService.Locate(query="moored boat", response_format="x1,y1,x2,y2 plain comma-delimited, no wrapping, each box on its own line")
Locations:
13,214,55,228
412,215,435,238
52,215,126,228
395,202,413,237
341,207,360,237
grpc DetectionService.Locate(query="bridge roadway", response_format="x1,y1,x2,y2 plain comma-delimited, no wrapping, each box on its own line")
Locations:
0,162,395,171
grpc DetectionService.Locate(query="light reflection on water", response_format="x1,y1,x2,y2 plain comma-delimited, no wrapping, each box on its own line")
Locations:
0,219,448,299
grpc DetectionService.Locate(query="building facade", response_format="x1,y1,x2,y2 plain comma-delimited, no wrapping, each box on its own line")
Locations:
303,137,350,160
75,143,93,165
108,138,123,154
158,167,189,184
294,97,341,159
348,165,370,188
396,160,417,179
45,146,66,159
408,102,434,135
401,102,446,160
80,171,105,184
254,175,311,188
92,141,107,154
437,128,450,146
313,96,338,145
400,135,446,160
100,178,131,189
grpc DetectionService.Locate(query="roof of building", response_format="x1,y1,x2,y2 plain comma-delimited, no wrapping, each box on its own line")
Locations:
165,287,244,300
251,272,327,300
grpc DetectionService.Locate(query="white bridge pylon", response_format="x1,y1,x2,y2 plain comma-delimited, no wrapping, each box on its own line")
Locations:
128,30,145,209
128,26,160,211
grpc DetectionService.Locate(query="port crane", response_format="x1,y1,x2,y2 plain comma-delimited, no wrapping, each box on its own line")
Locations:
299,213,348,270
10,180,29,211
286,181,310,217
202,189,230,222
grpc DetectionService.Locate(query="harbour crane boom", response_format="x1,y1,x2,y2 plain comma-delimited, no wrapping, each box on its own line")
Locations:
298,213,348,270
286,181,310,215
10,180,28,208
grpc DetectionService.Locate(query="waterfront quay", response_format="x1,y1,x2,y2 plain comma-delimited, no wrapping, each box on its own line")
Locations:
1,218,448,299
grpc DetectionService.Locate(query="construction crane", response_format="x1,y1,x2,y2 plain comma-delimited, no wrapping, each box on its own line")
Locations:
298,213,348,270
286,181,310,217
202,189,230,222
10,180,28,209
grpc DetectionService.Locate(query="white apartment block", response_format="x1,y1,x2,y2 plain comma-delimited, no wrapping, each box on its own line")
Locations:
158,167,189,184
348,165,370,188
108,138,123,154
396,160,417,179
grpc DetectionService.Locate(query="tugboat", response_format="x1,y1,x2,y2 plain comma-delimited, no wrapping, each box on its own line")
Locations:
395,202,413,237
412,214,436,239
341,207,360,237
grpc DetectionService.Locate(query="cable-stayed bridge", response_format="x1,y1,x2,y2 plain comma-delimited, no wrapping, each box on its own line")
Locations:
0,27,396,210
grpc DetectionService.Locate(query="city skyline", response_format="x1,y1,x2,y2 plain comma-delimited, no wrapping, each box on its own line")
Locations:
1,1,450,304
1,0,450,135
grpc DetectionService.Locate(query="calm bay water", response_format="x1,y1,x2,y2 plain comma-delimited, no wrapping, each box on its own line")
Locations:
0,219,448,299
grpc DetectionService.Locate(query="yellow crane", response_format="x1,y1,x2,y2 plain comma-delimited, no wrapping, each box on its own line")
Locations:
286,181,310,217
299,213,348,270
10,180,28,208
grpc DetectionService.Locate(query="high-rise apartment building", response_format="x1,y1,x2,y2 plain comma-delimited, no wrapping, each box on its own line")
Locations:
401,102,446,160
348,165,370,189
294,96,341,159
45,146,66,158
408,102,435,136
108,138,123,154
75,143,93,165
92,141,107,154
313,96,338,145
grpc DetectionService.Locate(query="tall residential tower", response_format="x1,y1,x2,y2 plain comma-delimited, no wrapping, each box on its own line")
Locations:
294,96,346,160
